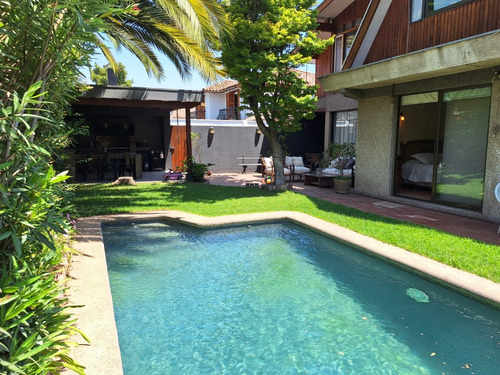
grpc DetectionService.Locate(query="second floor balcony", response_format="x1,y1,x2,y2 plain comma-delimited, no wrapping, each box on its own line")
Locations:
217,107,240,120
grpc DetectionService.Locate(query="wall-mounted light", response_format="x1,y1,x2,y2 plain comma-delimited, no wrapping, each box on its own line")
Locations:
256,128,262,134
209,127,215,134
493,123,500,138
399,112,405,122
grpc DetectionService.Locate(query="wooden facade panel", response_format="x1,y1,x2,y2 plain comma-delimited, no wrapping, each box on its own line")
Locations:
488,0,499,29
332,0,370,30
364,0,409,64
362,0,500,64
408,0,500,54
315,0,499,84
316,0,369,83
169,126,187,170
316,43,333,97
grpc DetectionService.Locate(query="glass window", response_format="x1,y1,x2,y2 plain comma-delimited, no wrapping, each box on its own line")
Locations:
411,0,470,21
429,0,465,12
334,111,357,144
396,86,491,211
334,35,344,73
411,0,423,22
344,32,356,59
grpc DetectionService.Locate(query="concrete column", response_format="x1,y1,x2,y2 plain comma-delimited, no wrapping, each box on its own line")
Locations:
483,75,500,219
324,112,332,150
355,95,397,197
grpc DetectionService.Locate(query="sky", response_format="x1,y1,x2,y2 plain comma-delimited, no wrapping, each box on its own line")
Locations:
82,48,316,91
81,48,209,91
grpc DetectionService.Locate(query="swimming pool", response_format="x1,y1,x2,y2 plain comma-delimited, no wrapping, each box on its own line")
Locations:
103,221,500,374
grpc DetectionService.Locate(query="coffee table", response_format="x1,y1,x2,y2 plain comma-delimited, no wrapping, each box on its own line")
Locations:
303,173,335,188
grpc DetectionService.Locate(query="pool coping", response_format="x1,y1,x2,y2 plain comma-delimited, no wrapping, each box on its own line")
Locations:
67,210,500,375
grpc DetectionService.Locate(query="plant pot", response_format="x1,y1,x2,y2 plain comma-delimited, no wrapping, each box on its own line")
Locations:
333,178,352,194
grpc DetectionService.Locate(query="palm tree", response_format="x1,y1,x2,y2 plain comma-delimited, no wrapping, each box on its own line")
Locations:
96,0,231,82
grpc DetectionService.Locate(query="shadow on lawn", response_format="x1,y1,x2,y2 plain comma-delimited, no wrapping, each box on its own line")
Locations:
71,181,422,232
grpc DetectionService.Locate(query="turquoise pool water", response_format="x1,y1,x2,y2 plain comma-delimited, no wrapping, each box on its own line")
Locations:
103,221,500,374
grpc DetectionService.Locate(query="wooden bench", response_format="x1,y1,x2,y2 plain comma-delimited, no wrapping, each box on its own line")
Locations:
237,155,263,174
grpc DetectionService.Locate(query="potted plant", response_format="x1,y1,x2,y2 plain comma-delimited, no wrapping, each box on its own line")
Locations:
182,158,214,182
316,155,332,175
324,142,355,193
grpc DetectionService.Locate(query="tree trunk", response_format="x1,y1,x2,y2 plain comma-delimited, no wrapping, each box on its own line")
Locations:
251,102,287,187
269,130,286,186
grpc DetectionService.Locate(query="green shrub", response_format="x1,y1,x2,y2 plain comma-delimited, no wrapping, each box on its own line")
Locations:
1,84,86,374
0,258,87,375
182,158,214,182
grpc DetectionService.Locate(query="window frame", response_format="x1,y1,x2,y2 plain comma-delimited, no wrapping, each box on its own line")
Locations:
333,26,358,73
411,0,474,22
332,110,357,144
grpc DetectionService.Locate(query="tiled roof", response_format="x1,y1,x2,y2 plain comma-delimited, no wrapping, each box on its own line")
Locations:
291,69,316,86
203,80,240,93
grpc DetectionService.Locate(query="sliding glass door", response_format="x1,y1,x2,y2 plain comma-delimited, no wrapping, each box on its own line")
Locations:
396,86,491,211
435,87,491,210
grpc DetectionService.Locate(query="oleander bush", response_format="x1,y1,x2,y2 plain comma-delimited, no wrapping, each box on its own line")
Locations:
0,87,87,373
0,1,98,371
1,0,231,372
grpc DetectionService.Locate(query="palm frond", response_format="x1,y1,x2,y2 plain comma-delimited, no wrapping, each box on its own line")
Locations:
98,0,231,82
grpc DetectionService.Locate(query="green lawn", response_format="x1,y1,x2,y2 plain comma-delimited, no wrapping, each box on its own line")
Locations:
69,182,500,283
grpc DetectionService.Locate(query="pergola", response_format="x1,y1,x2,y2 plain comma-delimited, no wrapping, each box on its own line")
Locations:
73,85,204,176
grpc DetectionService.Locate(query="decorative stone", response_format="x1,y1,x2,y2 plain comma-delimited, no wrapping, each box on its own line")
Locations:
111,176,136,186
261,183,292,191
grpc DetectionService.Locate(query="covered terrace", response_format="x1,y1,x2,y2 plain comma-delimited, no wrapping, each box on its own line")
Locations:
70,85,203,181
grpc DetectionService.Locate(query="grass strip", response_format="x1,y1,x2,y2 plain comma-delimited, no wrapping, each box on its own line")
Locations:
69,182,500,283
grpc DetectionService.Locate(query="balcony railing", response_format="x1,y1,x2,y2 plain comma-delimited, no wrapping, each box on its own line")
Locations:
216,107,240,120
190,109,206,119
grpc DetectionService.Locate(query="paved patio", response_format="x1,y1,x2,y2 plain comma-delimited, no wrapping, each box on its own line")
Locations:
142,171,500,246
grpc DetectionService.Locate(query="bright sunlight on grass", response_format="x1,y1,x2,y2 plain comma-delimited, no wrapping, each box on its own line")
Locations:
69,182,500,283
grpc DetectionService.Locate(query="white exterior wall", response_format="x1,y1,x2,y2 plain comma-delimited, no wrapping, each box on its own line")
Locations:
205,93,227,119
204,92,251,120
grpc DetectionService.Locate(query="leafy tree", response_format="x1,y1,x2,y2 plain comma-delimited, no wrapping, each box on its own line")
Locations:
98,0,232,82
221,0,333,187
90,62,134,86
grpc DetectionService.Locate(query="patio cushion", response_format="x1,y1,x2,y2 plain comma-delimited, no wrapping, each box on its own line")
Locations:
322,167,353,177
330,157,355,169
293,166,310,175
292,156,305,167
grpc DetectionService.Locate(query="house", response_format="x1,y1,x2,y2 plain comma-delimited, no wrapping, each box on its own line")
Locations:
203,80,250,120
168,80,267,172
168,72,323,172
315,0,500,220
